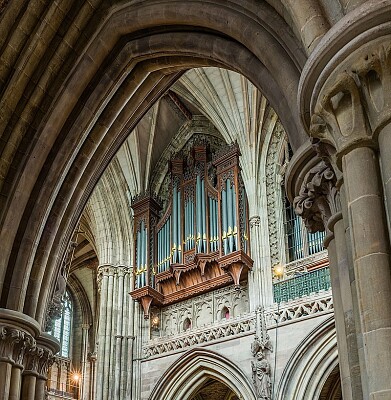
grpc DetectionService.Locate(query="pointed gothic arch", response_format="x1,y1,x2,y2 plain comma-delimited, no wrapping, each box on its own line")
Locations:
275,316,338,400
149,348,256,400
0,0,308,326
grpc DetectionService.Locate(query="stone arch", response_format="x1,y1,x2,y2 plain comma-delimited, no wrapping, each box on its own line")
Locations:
319,364,342,400
275,316,338,400
0,1,308,326
149,348,255,400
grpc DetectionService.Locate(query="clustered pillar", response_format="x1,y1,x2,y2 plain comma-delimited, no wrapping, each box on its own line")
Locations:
95,265,133,400
291,28,391,400
0,310,59,400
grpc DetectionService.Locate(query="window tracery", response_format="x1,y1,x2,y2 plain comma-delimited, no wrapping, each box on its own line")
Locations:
49,289,73,358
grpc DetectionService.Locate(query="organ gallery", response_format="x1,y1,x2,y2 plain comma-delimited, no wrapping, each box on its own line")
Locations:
130,140,253,317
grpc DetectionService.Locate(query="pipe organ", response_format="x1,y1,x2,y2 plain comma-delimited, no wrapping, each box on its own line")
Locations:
130,142,253,318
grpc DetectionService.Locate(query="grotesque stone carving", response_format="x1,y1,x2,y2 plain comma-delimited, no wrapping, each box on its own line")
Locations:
293,161,340,233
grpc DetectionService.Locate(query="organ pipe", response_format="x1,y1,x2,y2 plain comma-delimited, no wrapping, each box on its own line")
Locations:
131,141,249,290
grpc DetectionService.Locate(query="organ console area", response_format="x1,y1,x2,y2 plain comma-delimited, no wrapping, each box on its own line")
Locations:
130,141,253,318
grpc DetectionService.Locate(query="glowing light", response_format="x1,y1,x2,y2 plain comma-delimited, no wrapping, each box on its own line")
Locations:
71,372,81,382
273,264,284,277
151,315,160,329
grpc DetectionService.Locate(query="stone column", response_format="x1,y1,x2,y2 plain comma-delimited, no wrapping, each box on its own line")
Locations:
95,265,109,400
343,146,391,398
131,302,142,400
96,265,133,400
103,268,114,400
248,215,273,309
80,324,90,400
298,23,391,397
378,124,391,241
124,269,134,399
0,309,42,400
88,352,97,400
292,158,363,400
0,328,19,400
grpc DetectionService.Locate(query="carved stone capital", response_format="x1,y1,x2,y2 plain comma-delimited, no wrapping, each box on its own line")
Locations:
0,326,35,364
36,348,55,378
293,161,340,233
12,332,36,368
309,36,391,168
24,346,44,375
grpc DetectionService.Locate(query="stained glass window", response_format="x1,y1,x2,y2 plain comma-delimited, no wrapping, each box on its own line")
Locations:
49,290,73,358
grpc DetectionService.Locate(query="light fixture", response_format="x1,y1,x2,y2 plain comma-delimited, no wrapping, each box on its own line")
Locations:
70,371,81,383
273,264,284,278
151,314,160,330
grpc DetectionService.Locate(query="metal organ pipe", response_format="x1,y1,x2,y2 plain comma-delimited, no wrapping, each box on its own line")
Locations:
227,179,234,253
196,176,202,253
136,229,141,288
166,217,170,269
172,185,177,263
209,197,213,252
221,188,228,255
201,179,206,252
140,222,146,287
177,189,181,262
216,199,219,250
232,183,237,251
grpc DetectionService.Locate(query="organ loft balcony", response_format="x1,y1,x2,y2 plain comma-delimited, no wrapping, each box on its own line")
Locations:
130,141,253,318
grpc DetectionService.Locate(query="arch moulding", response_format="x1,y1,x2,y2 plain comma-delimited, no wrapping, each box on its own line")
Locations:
148,348,256,400
275,316,338,400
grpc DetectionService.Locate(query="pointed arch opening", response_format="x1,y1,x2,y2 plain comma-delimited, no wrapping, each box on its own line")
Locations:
149,348,255,400
275,317,338,400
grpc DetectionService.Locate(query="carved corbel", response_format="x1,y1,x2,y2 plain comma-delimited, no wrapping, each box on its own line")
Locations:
294,161,340,233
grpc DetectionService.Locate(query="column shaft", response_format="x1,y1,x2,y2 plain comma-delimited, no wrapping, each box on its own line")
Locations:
35,378,46,400
9,367,22,400
122,271,132,398
343,146,391,398
21,375,36,400
0,361,12,400
103,272,114,400
96,272,108,400
80,326,89,400
378,124,391,243
326,237,353,400
333,216,363,399
114,270,124,398
249,215,273,309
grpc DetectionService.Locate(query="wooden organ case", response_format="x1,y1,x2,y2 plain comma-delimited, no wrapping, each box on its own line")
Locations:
130,142,253,318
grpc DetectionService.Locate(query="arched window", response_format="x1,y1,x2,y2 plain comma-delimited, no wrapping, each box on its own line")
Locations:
50,290,73,358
